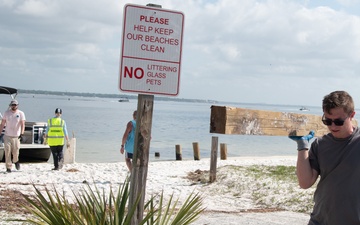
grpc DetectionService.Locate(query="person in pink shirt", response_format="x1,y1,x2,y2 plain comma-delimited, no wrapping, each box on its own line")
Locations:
0,100,26,173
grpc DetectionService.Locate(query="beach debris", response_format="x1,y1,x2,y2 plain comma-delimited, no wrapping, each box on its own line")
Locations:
186,169,209,184
210,105,358,136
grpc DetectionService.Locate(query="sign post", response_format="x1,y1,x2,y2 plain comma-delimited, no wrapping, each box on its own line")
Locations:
119,4,184,224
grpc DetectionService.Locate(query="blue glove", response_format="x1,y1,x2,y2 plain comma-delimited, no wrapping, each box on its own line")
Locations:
289,131,315,151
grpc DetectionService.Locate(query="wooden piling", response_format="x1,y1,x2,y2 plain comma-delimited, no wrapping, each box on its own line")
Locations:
175,144,182,160
209,137,218,183
64,131,76,164
192,142,200,160
220,143,227,160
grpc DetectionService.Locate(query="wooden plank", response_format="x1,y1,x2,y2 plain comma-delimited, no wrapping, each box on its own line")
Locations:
210,105,358,136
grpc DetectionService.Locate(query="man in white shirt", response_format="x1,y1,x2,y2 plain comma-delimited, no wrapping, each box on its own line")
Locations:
0,100,26,173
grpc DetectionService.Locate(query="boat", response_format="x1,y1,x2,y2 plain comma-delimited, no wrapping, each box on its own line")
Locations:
0,86,51,163
118,97,129,102
299,106,310,111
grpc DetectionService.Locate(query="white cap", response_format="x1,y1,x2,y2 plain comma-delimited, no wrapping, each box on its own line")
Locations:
10,100,18,105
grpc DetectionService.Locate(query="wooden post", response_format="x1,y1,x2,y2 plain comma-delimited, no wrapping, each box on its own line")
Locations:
128,94,154,225
64,137,76,164
220,143,227,160
192,142,200,160
209,136,218,183
175,144,182,160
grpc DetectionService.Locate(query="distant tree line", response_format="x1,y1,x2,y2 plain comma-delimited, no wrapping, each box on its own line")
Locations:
18,89,218,104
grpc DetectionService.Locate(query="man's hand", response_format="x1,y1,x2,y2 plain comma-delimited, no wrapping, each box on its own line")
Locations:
66,142,70,148
289,131,315,151
18,134,23,141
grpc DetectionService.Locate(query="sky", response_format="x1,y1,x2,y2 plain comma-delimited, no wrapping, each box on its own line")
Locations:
1,0,360,107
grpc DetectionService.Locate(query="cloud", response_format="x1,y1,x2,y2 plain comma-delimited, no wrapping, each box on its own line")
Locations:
1,0,360,106
14,0,59,17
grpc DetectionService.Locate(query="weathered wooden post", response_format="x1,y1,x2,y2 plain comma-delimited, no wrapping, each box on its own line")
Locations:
128,94,154,225
209,136,218,183
175,144,182,160
192,142,200,160
64,131,76,164
220,143,227,160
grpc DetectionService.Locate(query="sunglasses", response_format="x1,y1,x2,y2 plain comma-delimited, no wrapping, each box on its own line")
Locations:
322,115,349,126
11,104,18,106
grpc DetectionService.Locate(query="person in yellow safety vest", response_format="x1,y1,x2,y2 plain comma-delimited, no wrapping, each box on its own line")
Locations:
44,108,69,170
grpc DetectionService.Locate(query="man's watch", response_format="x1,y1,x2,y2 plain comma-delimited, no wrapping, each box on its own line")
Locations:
121,145,124,147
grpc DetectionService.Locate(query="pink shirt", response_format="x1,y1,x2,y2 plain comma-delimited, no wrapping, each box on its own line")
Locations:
2,109,26,137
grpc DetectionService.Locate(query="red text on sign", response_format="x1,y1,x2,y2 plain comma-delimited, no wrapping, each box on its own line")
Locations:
147,64,177,72
133,25,153,32
126,33,143,41
139,15,169,25
124,66,144,79
145,35,179,45
133,25,174,36
147,71,166,79
146,79,161,85
141,44,164,53
154,28,173,35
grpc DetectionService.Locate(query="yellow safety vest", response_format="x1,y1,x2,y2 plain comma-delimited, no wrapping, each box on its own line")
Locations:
47,118,65,146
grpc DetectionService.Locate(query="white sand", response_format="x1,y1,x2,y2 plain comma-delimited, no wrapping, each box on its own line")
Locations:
0,156,310,224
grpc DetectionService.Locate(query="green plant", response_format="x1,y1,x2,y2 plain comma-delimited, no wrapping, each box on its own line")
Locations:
17,179,204,225
147,191,204,225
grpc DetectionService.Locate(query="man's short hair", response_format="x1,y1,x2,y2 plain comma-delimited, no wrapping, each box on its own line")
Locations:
322,91,354,114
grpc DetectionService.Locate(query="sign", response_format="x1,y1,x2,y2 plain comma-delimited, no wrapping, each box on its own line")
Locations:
119,4,184,96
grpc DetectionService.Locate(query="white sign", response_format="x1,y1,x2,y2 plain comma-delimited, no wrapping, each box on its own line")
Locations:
119,4,184,96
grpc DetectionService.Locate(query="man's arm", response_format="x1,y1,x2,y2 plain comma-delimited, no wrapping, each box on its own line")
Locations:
296,150,319,189
63,120,69,141
20,119,25,135
0,119,6,133
289,131,318,189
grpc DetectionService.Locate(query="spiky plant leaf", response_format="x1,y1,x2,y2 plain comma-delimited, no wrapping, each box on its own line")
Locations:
21,177,203,225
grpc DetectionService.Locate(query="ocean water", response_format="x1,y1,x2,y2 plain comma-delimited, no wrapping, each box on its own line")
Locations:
1,93,328,163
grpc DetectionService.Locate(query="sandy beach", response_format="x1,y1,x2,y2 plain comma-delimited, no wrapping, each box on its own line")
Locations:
0,156,312,224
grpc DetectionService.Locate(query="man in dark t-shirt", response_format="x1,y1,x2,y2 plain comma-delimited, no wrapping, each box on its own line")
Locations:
290,90,360,225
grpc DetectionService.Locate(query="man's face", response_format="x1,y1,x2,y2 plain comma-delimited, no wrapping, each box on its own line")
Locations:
10,104,18,111
323,107,355,139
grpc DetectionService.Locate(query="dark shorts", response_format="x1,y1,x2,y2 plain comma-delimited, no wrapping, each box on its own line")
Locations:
125,152,133,159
